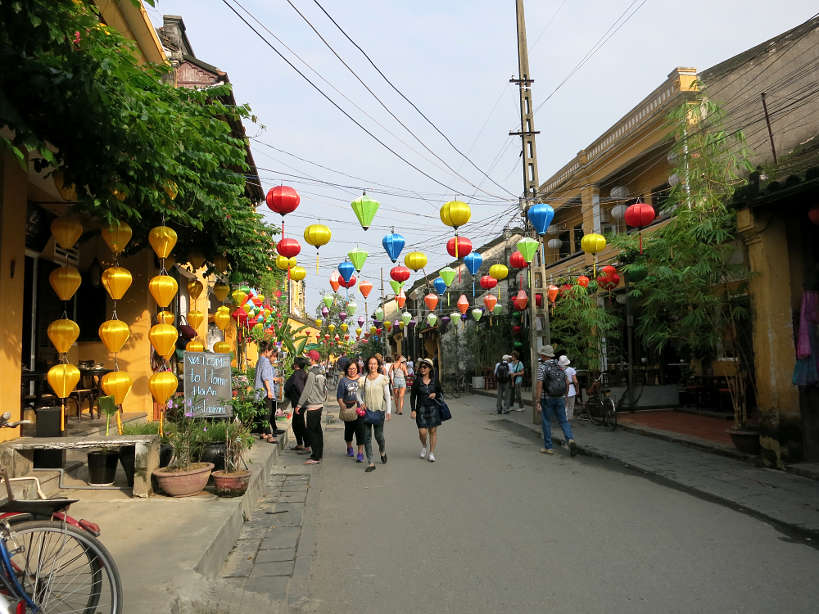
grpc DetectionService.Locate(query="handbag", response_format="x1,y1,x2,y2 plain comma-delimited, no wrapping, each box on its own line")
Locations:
435,397,452,421
363,409,385,425
338,404,359,422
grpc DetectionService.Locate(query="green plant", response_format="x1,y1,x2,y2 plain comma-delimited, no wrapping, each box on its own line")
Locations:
224,420,254,474
463,317,514,375
165,418,206,471
231,387,263,429
200,420,227,443
120,421,160,436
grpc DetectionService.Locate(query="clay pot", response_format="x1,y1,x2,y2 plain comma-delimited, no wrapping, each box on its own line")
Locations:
212,470,251,497
152,462,214,497
199,442,226,471
728,428,760,455
87,450,119,485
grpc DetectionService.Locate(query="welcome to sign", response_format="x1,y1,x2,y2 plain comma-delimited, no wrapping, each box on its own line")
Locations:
183,351,233,417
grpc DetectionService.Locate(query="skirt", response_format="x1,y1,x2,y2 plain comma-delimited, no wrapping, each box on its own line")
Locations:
415,401,441,429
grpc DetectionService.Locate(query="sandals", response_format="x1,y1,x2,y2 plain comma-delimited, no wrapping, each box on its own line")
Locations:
304,459,321,465
365,465,376,472
381,453,388,464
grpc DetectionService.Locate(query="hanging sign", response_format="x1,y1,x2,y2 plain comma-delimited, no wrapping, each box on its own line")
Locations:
183,351,233,417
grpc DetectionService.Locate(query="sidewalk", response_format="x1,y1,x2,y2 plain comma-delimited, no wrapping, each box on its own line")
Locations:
466,393,819,539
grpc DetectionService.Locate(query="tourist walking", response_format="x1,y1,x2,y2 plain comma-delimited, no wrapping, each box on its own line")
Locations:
410,358,444,462
534,345,576,456
296,350,327,465
360,356,391,472
494,354,512,414
560,355,580,420
391,354,409,415
509,351,525,411
337,360,365,462
254,341,281,443
284,356,310,453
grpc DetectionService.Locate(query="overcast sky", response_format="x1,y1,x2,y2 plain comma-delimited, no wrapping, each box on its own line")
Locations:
148,1,816,314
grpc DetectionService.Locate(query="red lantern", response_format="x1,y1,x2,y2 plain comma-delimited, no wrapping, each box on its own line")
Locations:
547,285,559,303
276,238,301,258
266,186,300,216
512,325,522,334
232,308,248,324
809,207,819,226
560,283,572,296
597,265,620,291
424,293,439,311
339,274,357,289
329,271,340,292
390,266,411,283
252,296,263,307
483,294,497,311
446,236,472,258
509,251,528,269
324,334,330,341
512,290,528,311
624,202,655,253
479,275,498,290
577,275,590,288
535,293,543,307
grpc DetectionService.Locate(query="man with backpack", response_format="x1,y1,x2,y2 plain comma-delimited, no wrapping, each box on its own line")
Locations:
494,354,513,414
534,345,577,456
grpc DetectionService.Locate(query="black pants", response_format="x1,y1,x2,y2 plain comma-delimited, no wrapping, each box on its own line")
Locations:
306,408,323,460
344,416,365,446
267,398,277,434
292,405,310,447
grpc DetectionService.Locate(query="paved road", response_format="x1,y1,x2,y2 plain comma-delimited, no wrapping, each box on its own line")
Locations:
245,395,819,613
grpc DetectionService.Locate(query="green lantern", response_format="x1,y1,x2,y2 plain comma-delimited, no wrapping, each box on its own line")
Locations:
351,192,380,231
322,295,333,308
389,280,404,296
426,313,438,327
375,307,384,321
401,311,412,326
439,267,456,287
493,304,503,315
348,248,368,272
513,340,523,348
516,237,539,263
346,301,357,315
471,308,483,322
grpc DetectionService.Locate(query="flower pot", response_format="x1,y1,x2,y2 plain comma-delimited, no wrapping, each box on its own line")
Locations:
212,470,251,497
119,445,135,488
200,442,226,471
729,428,760,455
152,462,214,497
87,450,119,486
159,443,173,468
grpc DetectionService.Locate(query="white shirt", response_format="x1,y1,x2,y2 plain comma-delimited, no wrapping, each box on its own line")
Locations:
565,366,577,397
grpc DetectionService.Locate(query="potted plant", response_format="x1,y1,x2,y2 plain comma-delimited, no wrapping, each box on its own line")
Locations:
212,420,253,497
199,420,227,471
151,418,213,497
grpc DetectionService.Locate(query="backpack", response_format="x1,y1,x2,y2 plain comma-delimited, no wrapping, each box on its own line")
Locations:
542,360,568,397
496,361,510,384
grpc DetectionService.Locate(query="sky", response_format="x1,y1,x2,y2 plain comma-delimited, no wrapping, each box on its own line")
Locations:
146,0,817,315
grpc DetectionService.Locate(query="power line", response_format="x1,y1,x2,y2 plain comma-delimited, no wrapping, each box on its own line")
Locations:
530,0,570,51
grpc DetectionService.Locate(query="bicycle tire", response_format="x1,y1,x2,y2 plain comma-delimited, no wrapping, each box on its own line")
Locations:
7,520,122,614
603,397,617,431
588,398,605,426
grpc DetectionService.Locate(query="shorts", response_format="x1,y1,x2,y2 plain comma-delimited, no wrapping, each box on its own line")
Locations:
393,375,406,389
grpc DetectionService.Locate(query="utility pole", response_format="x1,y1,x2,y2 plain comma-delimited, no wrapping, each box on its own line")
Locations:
380,267,388,357
510,0,549,424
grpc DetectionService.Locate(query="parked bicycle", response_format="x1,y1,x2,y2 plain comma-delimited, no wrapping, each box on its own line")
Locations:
442,373,468,399
0,413,122,613
577,373,617,431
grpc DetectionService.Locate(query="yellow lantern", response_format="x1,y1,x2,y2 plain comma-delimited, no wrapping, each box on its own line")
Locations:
489,264,509,281
101,266,132,301
101,371,132,405
156,311,175,325
186,339,205,352
369,325,377,335
581,233,607,277
213,341,233,354
53,171,78,201
439,200,471,229
163,179,179,201
101,220,132,255
214,309,231,331
213,282,229,303
188,251,205,270
47,363,80,399
149,371,178,405
315,319,323,328
290,266,306,281
187,280,203,301
355,327,362,337
148,226,178,259
98,319,130,353
49,265,81,301
187,311,204,330
241,302,252,314
275,255,297,271
149,323,177,360
304,224,332,273
213,255,229,273
257,294,266,304
384,321,393,332
47,319,79,354
404,251,427,272
148,275,178,308
231,289,247,306
340,323,348,332
50,217,83,250
328,324,336,333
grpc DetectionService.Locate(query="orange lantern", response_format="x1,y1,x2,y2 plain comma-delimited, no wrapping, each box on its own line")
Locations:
483,294,498,312
47,363,80,399
149,372,178,406
50,217,83,250
547,285,559,303
101,371,132,406
47,319,79,354
101,220,132,255
424,293,439,311
187,311,204,330
577,275,590,288
148,226,177,259
456,294,470,315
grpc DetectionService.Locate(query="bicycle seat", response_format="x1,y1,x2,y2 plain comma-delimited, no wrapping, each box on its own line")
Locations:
0,498,78,517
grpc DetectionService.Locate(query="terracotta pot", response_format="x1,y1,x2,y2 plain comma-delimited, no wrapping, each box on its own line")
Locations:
212,470,251,497
728,428,760,455
152,462,214,497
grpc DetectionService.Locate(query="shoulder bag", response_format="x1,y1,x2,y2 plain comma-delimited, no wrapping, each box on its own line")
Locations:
338,404,359,422
435,397,452,422
362,375,387,425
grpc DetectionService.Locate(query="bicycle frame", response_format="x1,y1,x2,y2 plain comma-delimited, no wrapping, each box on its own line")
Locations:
0,523,37,612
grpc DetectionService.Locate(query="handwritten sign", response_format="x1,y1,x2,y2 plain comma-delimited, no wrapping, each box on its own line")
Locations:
183,352,233,417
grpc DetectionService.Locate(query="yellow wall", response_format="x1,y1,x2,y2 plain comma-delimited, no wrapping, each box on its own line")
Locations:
94,0,166,65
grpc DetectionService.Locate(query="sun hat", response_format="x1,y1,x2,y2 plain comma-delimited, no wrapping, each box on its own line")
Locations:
538,344,556,357
419,358,434,369
502,354,512,361
558,355,571,367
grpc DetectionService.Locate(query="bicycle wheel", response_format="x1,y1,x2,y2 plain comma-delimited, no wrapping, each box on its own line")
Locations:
7,520,122,613
587,398,604,426
603,397,617,431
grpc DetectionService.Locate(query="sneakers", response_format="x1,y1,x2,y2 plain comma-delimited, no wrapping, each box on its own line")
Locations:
540,448,554,455
356,452,364,463
346,447,354,457
420,447,427,459
428,453,436,462
568,439,577,457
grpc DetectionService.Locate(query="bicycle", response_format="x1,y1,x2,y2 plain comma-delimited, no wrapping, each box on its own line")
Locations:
442,373,468,399
0,413,122,613
577,373,617,431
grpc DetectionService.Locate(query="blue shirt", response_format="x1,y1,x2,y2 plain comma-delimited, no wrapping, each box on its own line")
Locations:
255,355,277,400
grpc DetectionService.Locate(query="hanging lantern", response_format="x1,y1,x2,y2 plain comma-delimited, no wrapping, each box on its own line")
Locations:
597,265,620,291
47,319,79,354
99,320,130,354
149,371,178,406
47,363,80,399
214,309,231,331
149,323,177,360
231,289,248,306
49,265,81,301
351,192,380,230
527,203,555,235
489,264,508,281
440,200,471,229
493,304,503,315
424,294,439,311
624,202,656,253
479,275,498,290
547,285,559,303
483,294,498,312
464,252,482,275
187,311,204,330
426,313,438,327
382,231,405,263
321,306,330,318
581,233,607,277
275,255,297,271
374,307,384,321
186,340,205,352
347,248,368,273
446,236,472,259
456,294,470,315
276,238,301,260
401,311,412,326
384,321,392,332
101,371,132,406
535,293,543,307
516,237,539,263
397,290,406,308
389,280,404,296
338,312,347,323
101,267,132,301
50,217,83,250
290,266,306,281
471,308,483,322
356,327,363,337
346,301,357,315
213,282,229,303
148,226,178,259
512,325,522,334
101,220,132,255
156,311,175,325
340,322,348,332
338,261,355,284
547,238,562,250
304,224,332,273
357,315,365,327
339,274,357,289
509,251,527,269
404,251,427,272
808,207,819,226
369,325,377,335
322,295,334,309
186,280,204,301
611,204,628,220
433,277,447,295
577,275,590,288
213,254,230,274
512,290,529,311
187,251,206,270
213,341,233,354
266,186,301,236
149,275,178,308
390,266,411,283
439,267,456,287
358,279,373,299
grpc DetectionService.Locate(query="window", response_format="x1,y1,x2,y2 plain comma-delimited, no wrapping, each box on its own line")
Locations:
572,224,584,254
558,230,571,259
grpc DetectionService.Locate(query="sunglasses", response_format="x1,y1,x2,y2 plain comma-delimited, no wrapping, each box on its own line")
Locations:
419,364,430,369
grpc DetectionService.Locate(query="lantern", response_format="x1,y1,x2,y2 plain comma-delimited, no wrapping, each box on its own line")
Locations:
322,295,334,309
187,251,206,270
433,277,447,295
382,231,405,263
374,307,384,321
50,217,83,250
347,248,368,273
384,321,392,332
156,311,175,325
597,265,620,291
48,319,79,354
290,266,306,281
356,327,363,337
49,265,81,301
340,323,348,332
446,236,472,259
98,319,130,354
512,290,529,311
464,252,482,275
424,294,439,311
186,340,205,353
404,251,427,272
276,238,301,260
187,280,203,301
401,312,412,326
101,267,132,301
390,266,411,283
611,204,628,220
527,203,554,235
426,313,438,327
547,285,559,303
101,220,132,255
213,254,230,274
547,238,562,250
187,311,204,330
148,226,177,259
369,326,377,335
509,251,527,269
351,192,380,230
338,261,355,284
338,311,347,323
471,308,483,322
213,341,233,354
577,275,590,288
493,304,503,315
339,274,357,289
439,267,456,287
276,255,297,271
456,294,469,315
266,185,301,236
346,301,357,315
148,275,178,308
479,275,498,290
397,290,406,309
440,200,471,229
47,363,80,399
214,309,231,331
483,294,498,312
581,233,607,276
389,280,404,296
357,315,365,327
304,224,332,273
809,207,819,226
624,202,656,253
149,371,178,406
359,280,373,299
213,282,229,303
149,324,177,360
516,238,539,264
101,371,132,406
489,264,508,281
321,306,330,318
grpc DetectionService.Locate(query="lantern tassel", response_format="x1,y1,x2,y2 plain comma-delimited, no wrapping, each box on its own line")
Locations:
639,232,643,254
60,400,65,432
116,409,123,435
316,251,320,274
159,409,164,437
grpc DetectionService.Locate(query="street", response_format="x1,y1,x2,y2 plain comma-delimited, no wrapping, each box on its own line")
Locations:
261,394,819,613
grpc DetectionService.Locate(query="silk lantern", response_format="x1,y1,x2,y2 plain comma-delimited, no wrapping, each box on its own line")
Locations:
426,313,438,327
98,319,130,353
101,371,132,405
149,324,177,360
213,341,233,354
509,251,527,269
186,340,205,352
483,294,498,312
356,327,363,337
516,237,539,264
290,266,306,281
156,311,175,325
489,264,508,281
548,285,559,303
577,275,590,288
231,289,247,306
101,267,132,301
213,254,230,274
148,226,177,259
50,217,83,250
433,277,447,295
213,282,229,302
338,261,355,284
382,232,405,263
329,271,341,292
446,236,472,258
266,185,300,236
187,280,203,301
404,251,427,272
424,294,439,311
276,238,301,259
101,220,132,255
390,266,411,283
304,224,332,273
149,275,178,308
47,363,80,399
597,265,620,292
464,252,482,275
479,275,498,290
493,304,503,315
348,248,368,273
439,267,456,287
512,290,528,311
397,290,407,309
456,294,469,315
149,371,178,406
581,233,607,277
624,202,656,253
384,321,392,332
471,308,483,322
527,203,555,235
48,319,80,354
389,280,404,296
276,255,297,271
351,192,380,230
49,265,81,301
187,311,204,330
339,274,357,289
358,279,373,299
374,307,384,322
214,309,231,331
401,312,412,326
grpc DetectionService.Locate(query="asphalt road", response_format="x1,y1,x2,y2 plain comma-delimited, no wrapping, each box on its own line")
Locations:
289,394,819,614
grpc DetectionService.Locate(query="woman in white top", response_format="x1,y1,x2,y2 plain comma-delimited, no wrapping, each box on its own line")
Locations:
391,354,409,415
361,356,392,472
559,355,579,420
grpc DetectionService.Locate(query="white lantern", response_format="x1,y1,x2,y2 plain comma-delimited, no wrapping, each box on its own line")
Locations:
547,238,562,250
611,205,628,220
610,185,629,199
668,173,680,187
546,223,560,236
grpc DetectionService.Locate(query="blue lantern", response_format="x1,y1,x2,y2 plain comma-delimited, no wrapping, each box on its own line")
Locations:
338,260,355,283
527,203,555,235
464,251,482,275
433,277,447,295
382,232,406,263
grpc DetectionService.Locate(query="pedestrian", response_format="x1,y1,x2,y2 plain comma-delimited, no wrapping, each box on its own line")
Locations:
360,355,391,472
410,358,444,462
337,360,365,462
254,341,281,443
391,354,409,415
296,350,327,465
560,355,579,420
534,345,576,456
509,350,525,411
494,354,512,414
284,356,310,453
384,355,394,398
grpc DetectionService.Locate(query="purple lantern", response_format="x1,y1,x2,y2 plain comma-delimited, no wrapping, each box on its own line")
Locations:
339,311,347,322
321,306,329,317
357,315,365,327
393,319,400,329
407,319,416,328
440,315,451,332
461,313,468,321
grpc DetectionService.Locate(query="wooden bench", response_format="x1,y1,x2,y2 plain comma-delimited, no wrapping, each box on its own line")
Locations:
0,435,159,498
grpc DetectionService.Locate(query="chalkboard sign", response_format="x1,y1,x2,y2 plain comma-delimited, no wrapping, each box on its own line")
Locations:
183,352,233,417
